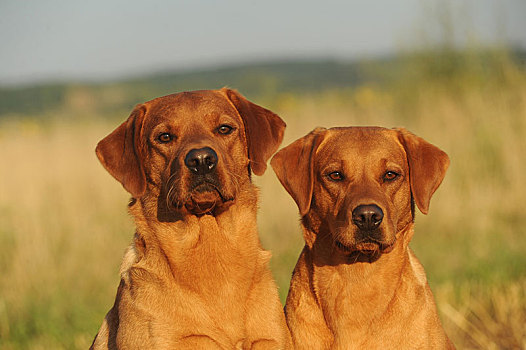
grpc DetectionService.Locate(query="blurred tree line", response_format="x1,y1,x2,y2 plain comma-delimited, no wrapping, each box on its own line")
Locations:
1,48,524,119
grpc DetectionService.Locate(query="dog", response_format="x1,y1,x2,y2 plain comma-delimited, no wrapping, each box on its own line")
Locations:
271,126,454,349
90,88,291,349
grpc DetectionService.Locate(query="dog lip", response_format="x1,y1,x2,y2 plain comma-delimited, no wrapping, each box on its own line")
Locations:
189,181,234,202
355,241,381,251
187,180,223,197
165,177,235,215
191,181,219,195
192,181,219,193
335,240,352,252
334,240,379,253
184,189,220,215
334,238,394,254
362,239,395,254
181,181,236,215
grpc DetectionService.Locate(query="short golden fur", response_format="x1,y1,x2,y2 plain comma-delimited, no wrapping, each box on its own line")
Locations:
91,89,291,349
271,126,454,349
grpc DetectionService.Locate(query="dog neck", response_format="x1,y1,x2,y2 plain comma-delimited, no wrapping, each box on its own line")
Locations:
124,185,266,294
301,216,419,335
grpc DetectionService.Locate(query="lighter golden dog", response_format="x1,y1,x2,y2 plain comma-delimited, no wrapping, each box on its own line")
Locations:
90,89,291,349
271,127,454,349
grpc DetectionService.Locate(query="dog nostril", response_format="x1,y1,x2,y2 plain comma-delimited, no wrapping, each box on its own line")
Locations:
204,154,217,170
352,204,384,231
184,147,218,174
371,213,382,225
186,158,199,169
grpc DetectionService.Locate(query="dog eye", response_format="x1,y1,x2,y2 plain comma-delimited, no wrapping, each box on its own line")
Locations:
217,125,234,135
383,171,399,181
327,171,344,181
157,133,173,143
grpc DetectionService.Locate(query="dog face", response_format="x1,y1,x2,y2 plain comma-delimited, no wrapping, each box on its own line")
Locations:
271,127,449,256
96,89,285,218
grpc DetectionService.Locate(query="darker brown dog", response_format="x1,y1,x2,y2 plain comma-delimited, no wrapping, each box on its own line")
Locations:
271,127,454,349
91,88,291,349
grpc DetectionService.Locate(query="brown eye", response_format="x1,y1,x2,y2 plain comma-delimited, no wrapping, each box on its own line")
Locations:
157,133,172,143
217,124,234,135
383,171,399,181
328,171,344,181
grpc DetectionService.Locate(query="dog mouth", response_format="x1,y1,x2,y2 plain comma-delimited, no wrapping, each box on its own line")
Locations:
334,239,394,255
182,182,233,215
335,240,353,252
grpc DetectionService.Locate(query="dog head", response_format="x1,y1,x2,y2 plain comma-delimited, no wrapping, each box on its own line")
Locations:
271,127,449,257
96,88,285,218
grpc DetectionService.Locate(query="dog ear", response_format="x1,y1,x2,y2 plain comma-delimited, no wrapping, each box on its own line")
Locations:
271,128,327,216
221,88,286,176
396,128,449,215
96,104,147,198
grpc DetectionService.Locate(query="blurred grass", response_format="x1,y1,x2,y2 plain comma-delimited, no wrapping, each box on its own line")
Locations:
1,48,526,349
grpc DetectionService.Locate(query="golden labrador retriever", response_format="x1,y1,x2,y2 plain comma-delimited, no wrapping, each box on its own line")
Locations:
271,126,454,349
91,89,291,349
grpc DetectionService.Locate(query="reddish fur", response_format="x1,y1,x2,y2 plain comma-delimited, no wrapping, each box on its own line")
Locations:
271,127,454,349
91,89,291,349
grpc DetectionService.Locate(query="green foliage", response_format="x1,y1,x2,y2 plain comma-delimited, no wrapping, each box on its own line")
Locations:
2,48,524,118
0,85,67,116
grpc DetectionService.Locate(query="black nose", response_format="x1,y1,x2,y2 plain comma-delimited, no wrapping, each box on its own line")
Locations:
184,147,218,175
352,204,384,231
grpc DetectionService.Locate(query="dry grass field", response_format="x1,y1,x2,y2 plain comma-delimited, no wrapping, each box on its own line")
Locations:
1,55,526,349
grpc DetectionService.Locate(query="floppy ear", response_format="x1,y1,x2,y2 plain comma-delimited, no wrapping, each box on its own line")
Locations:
271,128,327,216
221,88,286,176
95,104,147,198
396,128,450,215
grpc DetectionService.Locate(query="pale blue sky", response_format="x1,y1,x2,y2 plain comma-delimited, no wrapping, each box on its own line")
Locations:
1,0,524,86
